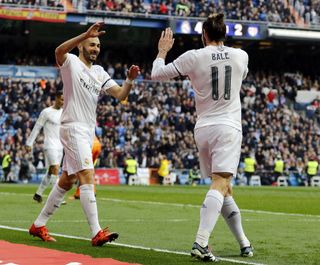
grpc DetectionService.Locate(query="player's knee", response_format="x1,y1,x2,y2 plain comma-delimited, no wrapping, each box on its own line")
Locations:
48,165,59,175
78,169,95,185
58,171,76,191
211,173,232,196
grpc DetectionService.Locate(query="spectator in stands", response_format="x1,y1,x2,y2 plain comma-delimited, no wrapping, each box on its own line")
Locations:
273,154,285,184
306,156,319,185
244,153,256,185
1,150,12,182
124,153,138,184
157,154,171,184
189,165,201,186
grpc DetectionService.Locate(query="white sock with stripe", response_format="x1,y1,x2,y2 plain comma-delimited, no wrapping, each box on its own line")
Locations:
221,196,250,248
195,189,224,247
80,184,101,238
36,174,58,196
34,183,67,227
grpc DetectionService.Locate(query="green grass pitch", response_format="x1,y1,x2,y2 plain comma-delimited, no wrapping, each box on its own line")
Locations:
0,184,319,265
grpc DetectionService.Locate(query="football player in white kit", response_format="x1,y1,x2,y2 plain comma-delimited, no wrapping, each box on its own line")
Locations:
152,14,253,261
29,22,140,246
26,91,64,203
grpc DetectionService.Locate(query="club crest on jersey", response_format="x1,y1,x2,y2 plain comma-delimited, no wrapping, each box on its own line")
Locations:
84,158,90,166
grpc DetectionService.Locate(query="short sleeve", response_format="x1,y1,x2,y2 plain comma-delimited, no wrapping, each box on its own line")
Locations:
59,53,77,69
101,70,118,91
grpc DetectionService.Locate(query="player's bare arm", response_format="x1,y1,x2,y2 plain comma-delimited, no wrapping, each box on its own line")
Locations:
157,27,175,59
55,22,106,66
107,65,140,101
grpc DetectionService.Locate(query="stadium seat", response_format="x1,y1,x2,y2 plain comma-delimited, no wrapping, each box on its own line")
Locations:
128,175,139,185
277,176,289,187
310,176,320,187
249,175,261,186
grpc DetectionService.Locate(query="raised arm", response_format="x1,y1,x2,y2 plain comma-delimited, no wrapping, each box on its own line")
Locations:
55,22,106,66
151,28,181,81
107,65,140,101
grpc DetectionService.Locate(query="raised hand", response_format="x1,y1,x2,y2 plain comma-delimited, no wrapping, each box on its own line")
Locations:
127,65,141,80
85,22,106,38
158,27,175,54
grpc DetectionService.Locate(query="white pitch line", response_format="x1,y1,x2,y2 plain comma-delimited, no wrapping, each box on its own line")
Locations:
0,225,267,265
1,192,320,218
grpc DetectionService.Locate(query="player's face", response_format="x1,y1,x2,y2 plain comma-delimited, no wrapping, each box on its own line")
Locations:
82,37,101,63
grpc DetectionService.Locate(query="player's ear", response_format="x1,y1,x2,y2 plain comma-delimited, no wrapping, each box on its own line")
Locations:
78,43,83,52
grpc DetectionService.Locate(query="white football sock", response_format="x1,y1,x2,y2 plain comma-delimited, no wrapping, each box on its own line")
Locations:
80,184,101,238
221,196,250,248
36,174,58,196
34,183,67,227
195,189,224,247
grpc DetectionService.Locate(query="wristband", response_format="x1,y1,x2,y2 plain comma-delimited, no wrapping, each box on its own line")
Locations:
125,78,134,85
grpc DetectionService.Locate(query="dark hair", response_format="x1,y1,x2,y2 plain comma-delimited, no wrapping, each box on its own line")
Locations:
202,13,226,42
55,90,63,97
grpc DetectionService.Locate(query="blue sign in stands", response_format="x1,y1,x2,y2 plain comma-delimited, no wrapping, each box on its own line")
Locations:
0,65,58,79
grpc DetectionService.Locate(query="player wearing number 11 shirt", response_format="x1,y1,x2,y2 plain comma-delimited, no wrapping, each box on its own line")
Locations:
152,14,253,262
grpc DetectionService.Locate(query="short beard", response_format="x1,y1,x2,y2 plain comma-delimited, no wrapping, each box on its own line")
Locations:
83,47,97,63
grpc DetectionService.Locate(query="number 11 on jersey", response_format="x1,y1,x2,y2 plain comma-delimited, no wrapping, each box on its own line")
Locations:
211,65,232,101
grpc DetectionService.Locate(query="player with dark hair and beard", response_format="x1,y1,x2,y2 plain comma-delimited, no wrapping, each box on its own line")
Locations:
29,22,140,247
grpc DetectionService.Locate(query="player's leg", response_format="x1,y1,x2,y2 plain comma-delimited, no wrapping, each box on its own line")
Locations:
33,149,61,203
70,125,118,246
77,168,118,246
30,170,76,241
221,184,253,257
33,165,59,203
192,173,230,262
219,126,253,257
191,126,229,262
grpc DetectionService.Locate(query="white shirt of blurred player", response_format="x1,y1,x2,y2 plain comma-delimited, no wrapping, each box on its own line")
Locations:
152,46,248,131
59,53,117,128
26,106,63,150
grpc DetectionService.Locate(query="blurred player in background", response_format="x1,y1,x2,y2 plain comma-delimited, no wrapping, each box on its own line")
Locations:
152,14,253,261
29,22,140,246
26,91,64,203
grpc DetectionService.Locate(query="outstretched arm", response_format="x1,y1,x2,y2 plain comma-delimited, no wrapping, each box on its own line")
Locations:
156,27,175,60
55,22,106,66
107,65,140,101
151,28,181,81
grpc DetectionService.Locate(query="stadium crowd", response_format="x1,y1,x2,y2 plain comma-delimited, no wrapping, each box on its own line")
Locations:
1,0,319,25
0,67,319,183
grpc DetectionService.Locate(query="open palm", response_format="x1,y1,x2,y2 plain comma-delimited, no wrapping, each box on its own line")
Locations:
85,22,106,38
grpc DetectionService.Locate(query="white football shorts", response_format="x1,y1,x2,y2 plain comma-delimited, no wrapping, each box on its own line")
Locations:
60,123,95,175
194,124,242,177
44,148,63,167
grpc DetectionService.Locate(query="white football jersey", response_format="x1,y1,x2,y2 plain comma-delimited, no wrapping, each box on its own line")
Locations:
59,53,117,127
152,45,248,131
26,106,63,150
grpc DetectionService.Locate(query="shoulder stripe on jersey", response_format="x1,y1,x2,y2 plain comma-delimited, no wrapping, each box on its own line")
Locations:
101,78,111,88
172,62,183,77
